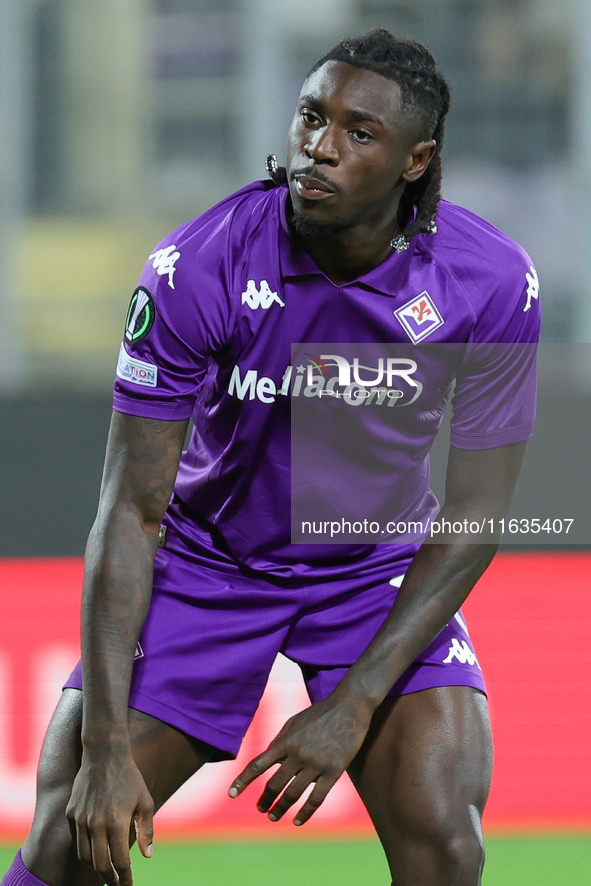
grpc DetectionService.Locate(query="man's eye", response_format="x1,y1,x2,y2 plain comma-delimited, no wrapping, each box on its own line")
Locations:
300,109,320,126
350,129,373,143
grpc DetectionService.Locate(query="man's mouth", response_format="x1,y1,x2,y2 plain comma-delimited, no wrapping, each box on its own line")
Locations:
293,171,339,201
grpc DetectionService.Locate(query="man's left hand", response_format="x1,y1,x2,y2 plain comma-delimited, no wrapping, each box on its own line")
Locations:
228,694,372,825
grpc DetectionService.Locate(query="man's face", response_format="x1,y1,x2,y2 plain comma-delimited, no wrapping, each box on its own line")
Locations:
286,61,429,235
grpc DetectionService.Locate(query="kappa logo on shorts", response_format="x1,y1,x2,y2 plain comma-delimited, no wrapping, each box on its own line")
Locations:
394,291,444,343
125,287,156,344
443,638,479,668
241,280,285,310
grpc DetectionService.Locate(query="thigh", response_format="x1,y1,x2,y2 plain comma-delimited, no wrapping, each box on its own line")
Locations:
288,572,485,705
23,688,214,886
348,686,492,886
65,545,298,761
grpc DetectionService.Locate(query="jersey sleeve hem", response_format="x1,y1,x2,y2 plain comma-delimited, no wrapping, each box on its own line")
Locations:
113,392,194,421
450,422,534,450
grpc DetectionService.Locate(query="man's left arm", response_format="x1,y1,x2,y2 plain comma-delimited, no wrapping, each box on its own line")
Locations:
229,440,526,824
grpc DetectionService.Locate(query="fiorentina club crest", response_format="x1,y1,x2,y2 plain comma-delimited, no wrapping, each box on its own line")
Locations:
394,291,444,343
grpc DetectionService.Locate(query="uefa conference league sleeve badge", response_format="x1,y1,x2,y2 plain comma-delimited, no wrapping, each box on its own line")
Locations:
124,287,156,345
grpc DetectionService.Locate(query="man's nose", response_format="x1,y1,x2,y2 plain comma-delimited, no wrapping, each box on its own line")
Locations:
304,125,339,164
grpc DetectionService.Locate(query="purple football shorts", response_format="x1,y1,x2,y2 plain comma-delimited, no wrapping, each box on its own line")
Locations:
65,507,486,761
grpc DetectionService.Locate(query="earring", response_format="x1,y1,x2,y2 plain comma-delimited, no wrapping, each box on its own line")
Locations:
391,220,437,252
265,154,278,178
390,234,409,253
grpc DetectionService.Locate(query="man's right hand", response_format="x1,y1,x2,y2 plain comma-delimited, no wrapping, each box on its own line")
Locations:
66,748,154,886
69,413,188,883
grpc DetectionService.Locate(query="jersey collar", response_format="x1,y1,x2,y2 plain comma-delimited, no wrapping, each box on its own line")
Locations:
277,186,420,296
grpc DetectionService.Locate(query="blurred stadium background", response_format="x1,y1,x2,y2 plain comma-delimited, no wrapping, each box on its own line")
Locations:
1,1,590,883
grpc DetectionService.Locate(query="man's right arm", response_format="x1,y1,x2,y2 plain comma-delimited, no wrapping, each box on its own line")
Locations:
66,410,189,886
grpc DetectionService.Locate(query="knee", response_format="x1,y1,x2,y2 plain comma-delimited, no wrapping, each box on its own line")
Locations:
23,693,83,859
387,810,486,885
25,757,77,863
33,726,81,829
435,825,485,881
425,804,486,878
21,755,81,885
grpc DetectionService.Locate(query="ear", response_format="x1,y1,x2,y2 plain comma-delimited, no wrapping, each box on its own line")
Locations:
402,139,437,183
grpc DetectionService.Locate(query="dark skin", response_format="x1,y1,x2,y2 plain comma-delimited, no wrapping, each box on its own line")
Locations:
23,689,213,886
283,61,436,283
20,62,525,886
228,443,523,826
65,414,190,882
23,419,514,886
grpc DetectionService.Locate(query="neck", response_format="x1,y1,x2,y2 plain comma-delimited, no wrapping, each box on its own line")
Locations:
288,199,411,286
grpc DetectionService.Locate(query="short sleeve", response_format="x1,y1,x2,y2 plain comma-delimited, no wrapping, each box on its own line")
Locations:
450,260,541,450
113,225,233,421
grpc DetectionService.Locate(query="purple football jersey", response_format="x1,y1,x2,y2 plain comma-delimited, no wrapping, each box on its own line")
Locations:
113,181,540,575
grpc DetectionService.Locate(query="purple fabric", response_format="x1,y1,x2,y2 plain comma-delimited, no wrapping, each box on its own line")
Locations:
111,181,540,572
1,852,49,886
65,517,485,761
64,182,536,760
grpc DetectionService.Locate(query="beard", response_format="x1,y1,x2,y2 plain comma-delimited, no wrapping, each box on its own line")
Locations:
289,207,348,239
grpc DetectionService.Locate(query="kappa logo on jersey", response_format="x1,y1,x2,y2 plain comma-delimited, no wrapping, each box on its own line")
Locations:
125,287,156,344
394,291,444,343
149,244,181,289
523,265,540,312
134,642,144,660
443,638,479,668
242,279,285,309
116,343,158,387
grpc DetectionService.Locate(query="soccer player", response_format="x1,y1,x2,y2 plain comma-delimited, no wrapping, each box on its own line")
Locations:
2,29,539,886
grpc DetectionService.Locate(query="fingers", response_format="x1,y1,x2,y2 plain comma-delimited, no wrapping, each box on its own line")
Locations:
66,798,154,885
88,832,132,885
103,828,134,886
229,755,337,826
267,773,336,825
71,820,93,868
291,778,334,826
227,707,349,827
255,764,299,813
264,771,315,820
67,819,132,886
228,746,283,797
134,796,155,859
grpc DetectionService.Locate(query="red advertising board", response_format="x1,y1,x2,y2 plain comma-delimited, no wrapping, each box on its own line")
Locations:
0,553,589,840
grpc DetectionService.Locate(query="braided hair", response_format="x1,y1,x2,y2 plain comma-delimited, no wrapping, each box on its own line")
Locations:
270,28,451,250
